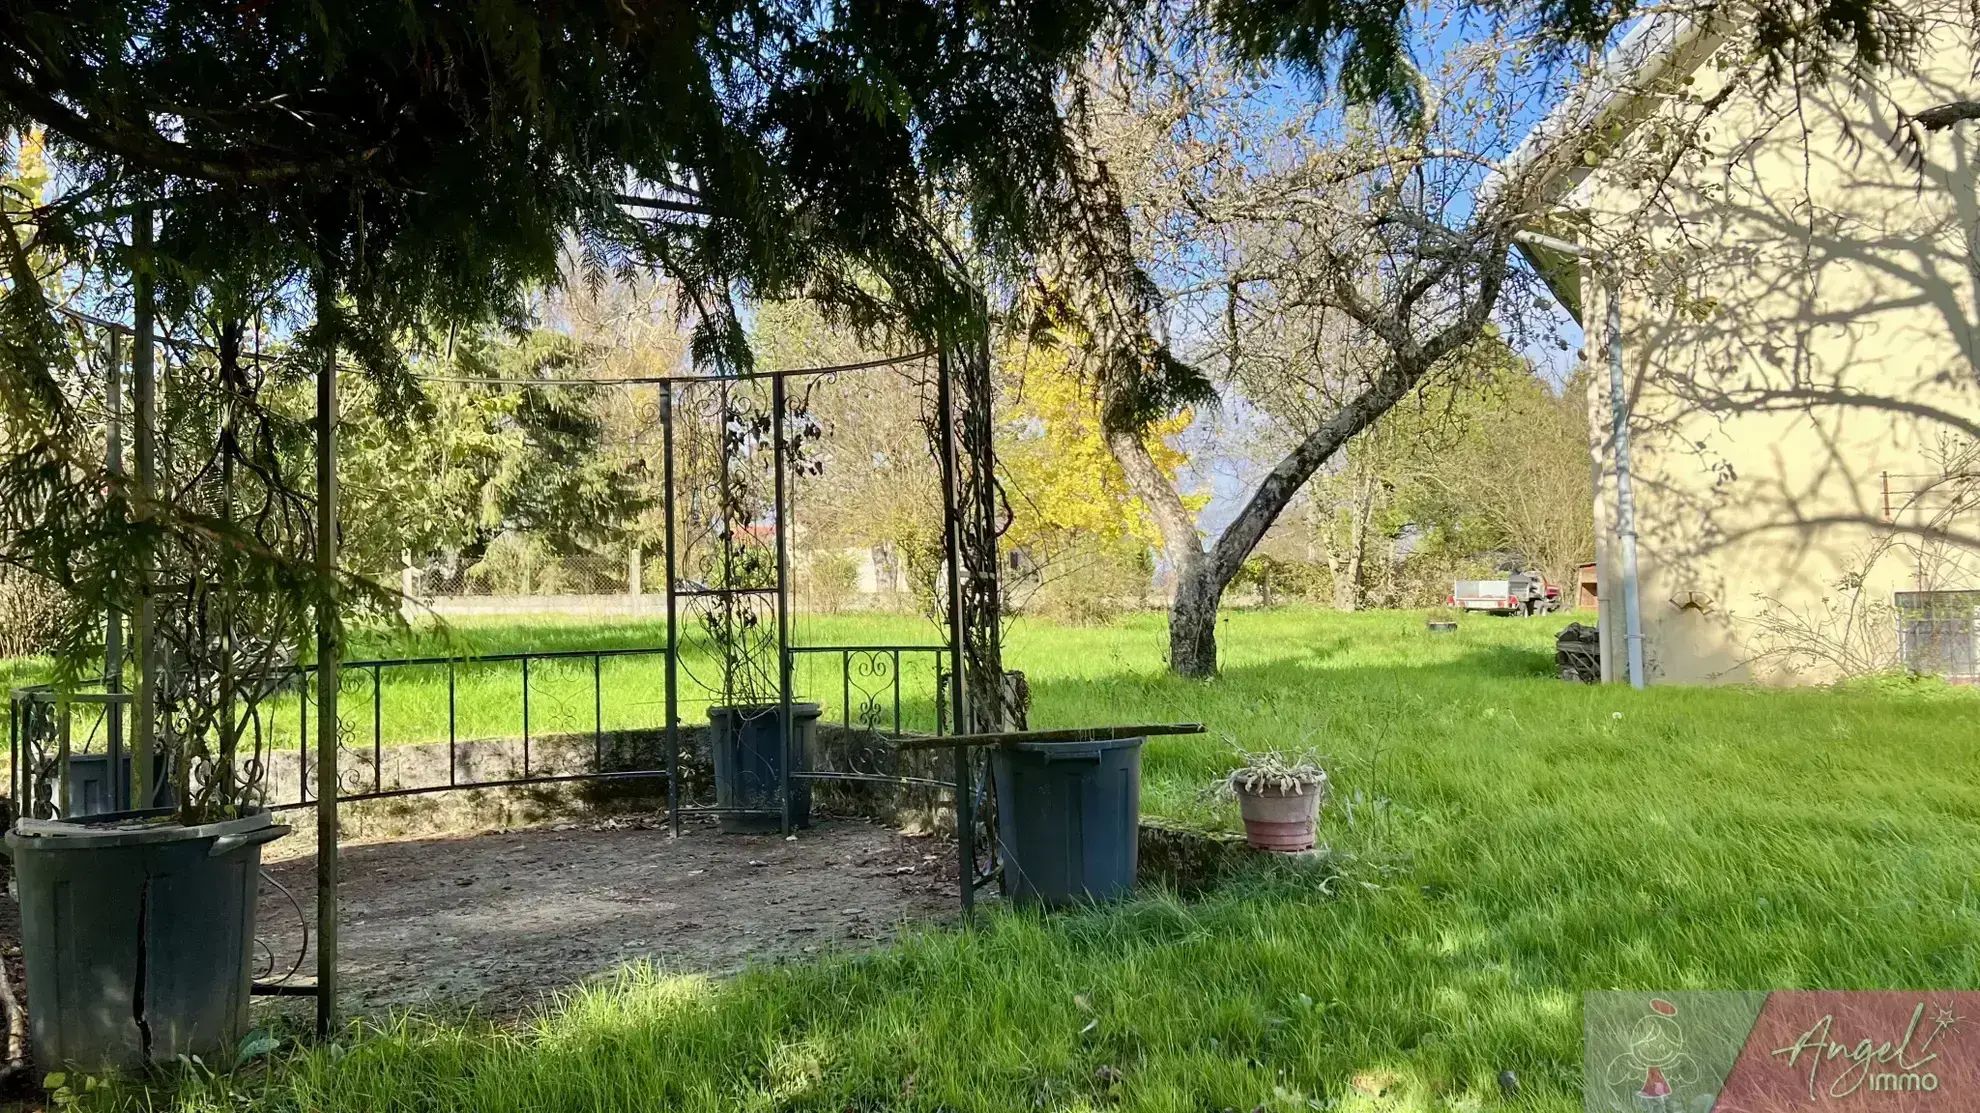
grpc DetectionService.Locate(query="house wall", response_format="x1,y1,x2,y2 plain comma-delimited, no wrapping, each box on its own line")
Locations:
1582,8,1980,683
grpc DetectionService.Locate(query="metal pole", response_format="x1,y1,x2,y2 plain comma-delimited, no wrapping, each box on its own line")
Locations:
965,322,1003,729
661,384,680,835
1607,277,1646,690
936,347,973,913
104,328,126,810
55,699,70,817
131,210,157,811
371,665,382,793
313,268,341,1037
772,374,794,835
716,383,735,704
1514,232,1644,690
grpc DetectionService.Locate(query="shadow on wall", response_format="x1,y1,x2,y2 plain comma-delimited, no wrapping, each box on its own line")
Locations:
1594,14,1980,683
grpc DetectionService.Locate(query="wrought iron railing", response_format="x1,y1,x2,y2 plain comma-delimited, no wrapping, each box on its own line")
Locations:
7,642,976,818
787,644,955,790
275,645,676,808
9,686,133,820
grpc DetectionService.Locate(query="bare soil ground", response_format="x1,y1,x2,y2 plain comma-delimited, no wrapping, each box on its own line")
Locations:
254,814,959,1020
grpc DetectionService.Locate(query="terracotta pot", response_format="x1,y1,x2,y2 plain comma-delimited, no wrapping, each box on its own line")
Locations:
1234,777,1326,852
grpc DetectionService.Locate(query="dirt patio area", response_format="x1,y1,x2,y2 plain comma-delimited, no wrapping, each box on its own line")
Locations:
255,815,960,1018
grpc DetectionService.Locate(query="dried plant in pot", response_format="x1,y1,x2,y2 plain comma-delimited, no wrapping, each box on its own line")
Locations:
1224,750,1328,852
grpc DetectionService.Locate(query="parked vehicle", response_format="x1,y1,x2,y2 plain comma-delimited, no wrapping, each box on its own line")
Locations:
1449,573,1563,616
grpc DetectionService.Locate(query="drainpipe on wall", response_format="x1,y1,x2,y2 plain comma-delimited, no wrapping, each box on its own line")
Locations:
1604,277,1646,689
1517,231,1647,689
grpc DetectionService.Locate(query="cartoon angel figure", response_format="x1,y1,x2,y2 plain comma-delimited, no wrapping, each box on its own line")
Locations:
1603,999,1701,1111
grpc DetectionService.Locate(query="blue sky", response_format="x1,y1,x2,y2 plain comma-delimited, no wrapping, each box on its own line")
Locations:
1152,15,1595,541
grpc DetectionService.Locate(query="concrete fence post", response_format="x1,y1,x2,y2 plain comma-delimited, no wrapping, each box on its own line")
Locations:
401,551,418,622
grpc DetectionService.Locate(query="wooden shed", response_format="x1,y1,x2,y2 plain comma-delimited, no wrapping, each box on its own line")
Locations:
1576,562,1599,609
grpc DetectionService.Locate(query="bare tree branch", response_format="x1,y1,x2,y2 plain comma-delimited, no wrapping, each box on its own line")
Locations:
1909,99,1980,130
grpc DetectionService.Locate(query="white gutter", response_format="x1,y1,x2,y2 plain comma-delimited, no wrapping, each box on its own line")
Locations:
1488,13,1700,210
1517,231,1647,689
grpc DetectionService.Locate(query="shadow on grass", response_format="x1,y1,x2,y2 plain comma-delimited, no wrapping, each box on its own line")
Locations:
190,869,1390,1113
82,625,1980,1113
1019,640,1561,756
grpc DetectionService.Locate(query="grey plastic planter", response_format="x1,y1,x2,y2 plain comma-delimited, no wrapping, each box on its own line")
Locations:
991,737,1143,906
709,703,821,833
62,752,173,817
4,809,289,1072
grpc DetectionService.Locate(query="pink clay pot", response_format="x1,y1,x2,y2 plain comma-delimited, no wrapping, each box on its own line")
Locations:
1234,777,1327,852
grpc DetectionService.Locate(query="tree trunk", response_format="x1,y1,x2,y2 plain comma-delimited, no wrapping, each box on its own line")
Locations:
1106,363,1424,675
1331,478,1372,611
1107,430,1228,676
1381,534,1400,608
1168,554,1225,677
1055,63,1519,679
1332,550,1360,611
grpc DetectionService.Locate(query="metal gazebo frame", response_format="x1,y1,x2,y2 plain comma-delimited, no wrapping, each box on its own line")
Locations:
303,334,1015,1032
17,259,1014,1033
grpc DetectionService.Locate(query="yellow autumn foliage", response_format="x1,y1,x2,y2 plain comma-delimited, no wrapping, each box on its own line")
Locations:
997,338,1193,554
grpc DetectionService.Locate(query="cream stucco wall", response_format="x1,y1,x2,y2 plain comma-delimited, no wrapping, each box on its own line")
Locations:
1579,8,1980,683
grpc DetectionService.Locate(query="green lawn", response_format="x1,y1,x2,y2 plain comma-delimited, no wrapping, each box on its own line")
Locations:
72,607,1980,1111
338,610,961,745
227,611,956,755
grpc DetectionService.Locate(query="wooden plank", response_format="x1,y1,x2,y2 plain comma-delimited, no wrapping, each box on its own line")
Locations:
895,723,1206,752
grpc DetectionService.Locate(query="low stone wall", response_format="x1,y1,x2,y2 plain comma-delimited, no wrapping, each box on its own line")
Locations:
262,727,703,859
413,595,923,619
1137,819,1256,893
420,594,671,619
262,722,944,856
259,726,1290,893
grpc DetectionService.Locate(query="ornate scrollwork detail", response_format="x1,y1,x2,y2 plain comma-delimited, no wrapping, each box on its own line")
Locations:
335,666,374,796
848,651,895,734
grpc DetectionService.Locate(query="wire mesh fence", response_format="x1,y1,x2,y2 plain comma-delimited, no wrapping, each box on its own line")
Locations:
1896,590,1980,683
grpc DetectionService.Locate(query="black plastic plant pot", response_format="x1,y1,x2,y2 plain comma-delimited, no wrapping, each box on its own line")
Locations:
3,809,290,1073
708,703,821,833
991,737,1143,907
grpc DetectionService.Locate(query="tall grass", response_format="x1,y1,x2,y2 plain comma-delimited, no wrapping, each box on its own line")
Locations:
71,608,1980,1111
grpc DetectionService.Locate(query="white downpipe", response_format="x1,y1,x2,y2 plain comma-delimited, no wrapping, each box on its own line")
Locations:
1516,231,1646,688
1605,278,1646,688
